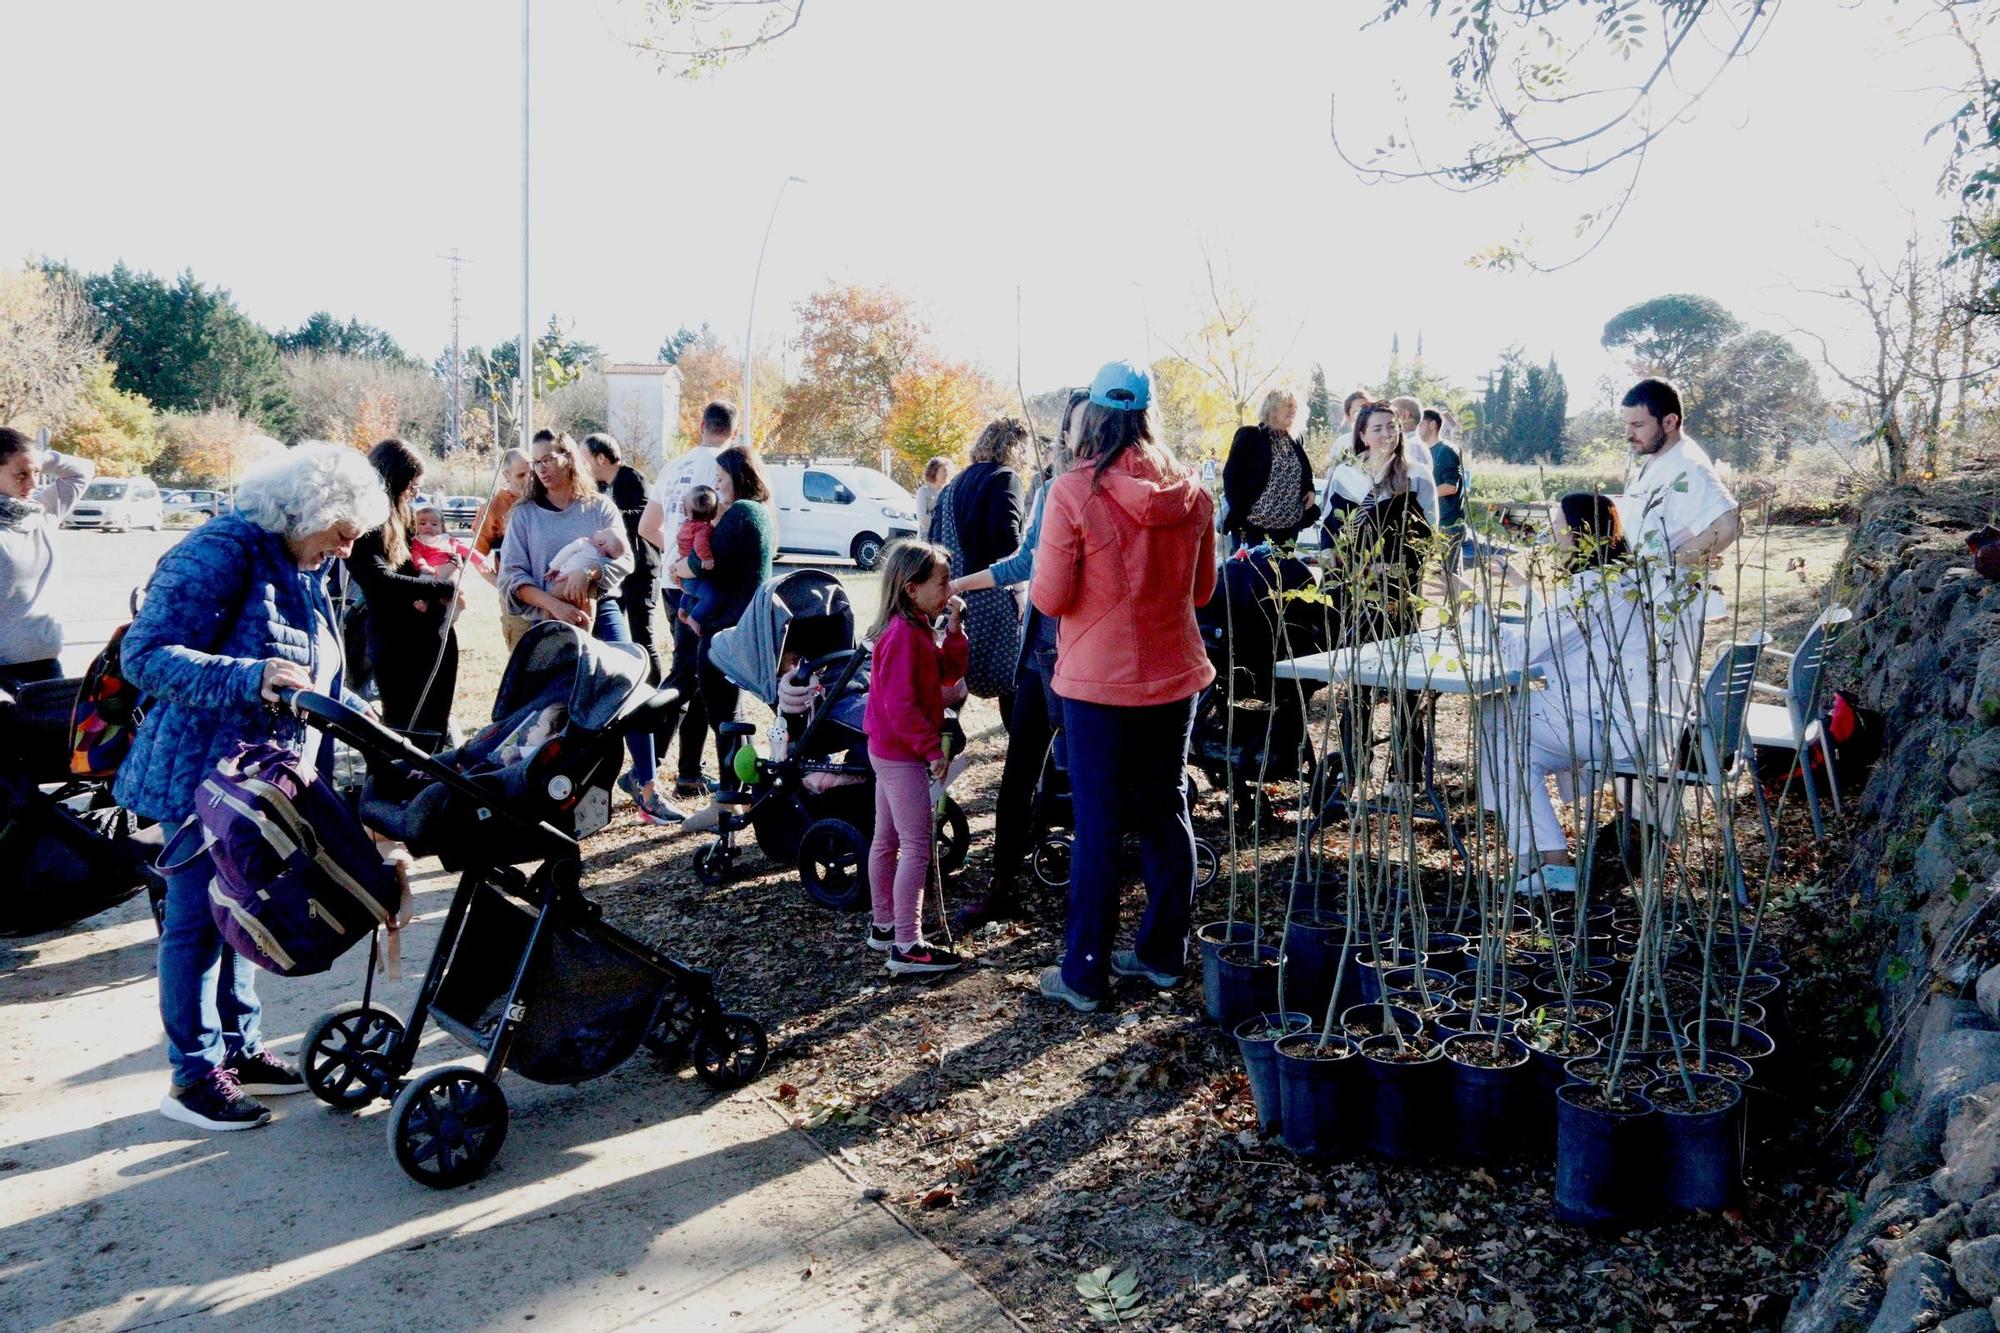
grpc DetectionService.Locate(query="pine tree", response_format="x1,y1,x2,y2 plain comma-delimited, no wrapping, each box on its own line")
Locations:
1306,363,1333,441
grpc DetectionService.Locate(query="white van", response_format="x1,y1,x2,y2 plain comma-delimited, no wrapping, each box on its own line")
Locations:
765,463,919,570
63,477,165,532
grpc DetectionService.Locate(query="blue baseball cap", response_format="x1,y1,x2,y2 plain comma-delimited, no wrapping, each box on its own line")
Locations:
1088,359,1151,412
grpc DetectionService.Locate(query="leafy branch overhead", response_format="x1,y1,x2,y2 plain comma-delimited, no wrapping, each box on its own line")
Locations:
615,0,807,77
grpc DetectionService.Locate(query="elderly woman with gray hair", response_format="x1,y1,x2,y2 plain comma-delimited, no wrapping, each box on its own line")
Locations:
117,442,389,1133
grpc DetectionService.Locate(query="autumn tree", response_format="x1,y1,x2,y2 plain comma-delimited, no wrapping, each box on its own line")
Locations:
0,265,99,430
284,352,447,450
1159,248,1293,426
778,284,930,455
666,327,786,449
1150,357,1235,466
153,406,268,487
51,359,162,477
881,359,990,484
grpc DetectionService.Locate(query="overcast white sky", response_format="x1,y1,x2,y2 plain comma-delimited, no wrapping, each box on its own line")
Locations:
0,0,1971,407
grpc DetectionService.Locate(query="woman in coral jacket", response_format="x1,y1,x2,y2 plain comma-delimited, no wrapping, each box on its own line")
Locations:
1029,360,1218,1012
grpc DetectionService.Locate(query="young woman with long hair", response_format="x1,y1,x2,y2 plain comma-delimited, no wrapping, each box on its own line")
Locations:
347,438,460,747
1029,361,1218,1012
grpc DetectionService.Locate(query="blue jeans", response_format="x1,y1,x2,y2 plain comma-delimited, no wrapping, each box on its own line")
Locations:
593,599,657,788
1058,693,1199,1002
156,819,262,1086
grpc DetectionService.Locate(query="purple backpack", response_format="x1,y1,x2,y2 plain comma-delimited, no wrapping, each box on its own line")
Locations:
194,741,399,976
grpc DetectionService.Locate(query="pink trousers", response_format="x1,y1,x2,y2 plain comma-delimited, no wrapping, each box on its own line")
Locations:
868,755,933,946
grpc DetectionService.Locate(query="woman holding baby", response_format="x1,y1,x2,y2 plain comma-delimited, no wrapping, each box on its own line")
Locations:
349,438,462,749
499,431,678,824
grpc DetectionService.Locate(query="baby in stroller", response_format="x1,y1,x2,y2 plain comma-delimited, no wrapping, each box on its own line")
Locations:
697,569,970,908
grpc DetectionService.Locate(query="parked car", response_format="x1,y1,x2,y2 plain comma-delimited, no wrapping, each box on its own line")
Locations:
442,494,483,531
765,463,919,570
63,477,165,532
164,488,228,518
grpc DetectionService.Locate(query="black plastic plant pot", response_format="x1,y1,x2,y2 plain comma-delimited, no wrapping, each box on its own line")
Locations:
1234,1011,1312,1134
1530,968,1614,1003
1198,920,1259,1026
1555,1083,1659,1228
1562,1055,1655,1095
1443,1033,1530,1163
1522,1027,1603,1152
1434,1009,1514,1039
1275,1031,1359,1161
1356,948,1426,1005
1683,1020,1777,1064
1644,1073,1745,1212
1452,965,1529,996
1282,910,1356,1022
1358,1035,1446,1161
1213,943,1281,1033
1382,965,1456,996
1384,988,1458,1023
1448,985,1528,1020
1341,1002,1424,1042
1425,931,1472,974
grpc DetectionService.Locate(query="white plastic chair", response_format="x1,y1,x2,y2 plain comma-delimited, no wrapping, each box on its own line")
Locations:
1742,607,1853,842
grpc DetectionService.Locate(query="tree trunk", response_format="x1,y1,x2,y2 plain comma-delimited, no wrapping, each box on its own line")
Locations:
1882,413,1910,483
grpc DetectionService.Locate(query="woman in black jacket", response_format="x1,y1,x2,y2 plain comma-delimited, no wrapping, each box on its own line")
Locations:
1221,386,1317,547
348,438,459,747
929,418,1028,716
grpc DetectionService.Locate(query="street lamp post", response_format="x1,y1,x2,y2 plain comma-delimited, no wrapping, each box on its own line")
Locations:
742,175,806,447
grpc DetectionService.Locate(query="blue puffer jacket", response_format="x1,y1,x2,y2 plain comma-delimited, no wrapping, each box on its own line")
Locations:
115,511,356,824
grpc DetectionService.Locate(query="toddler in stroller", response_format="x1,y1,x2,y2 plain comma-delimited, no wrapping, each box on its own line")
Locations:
698,568,970,909
288,621,768,1188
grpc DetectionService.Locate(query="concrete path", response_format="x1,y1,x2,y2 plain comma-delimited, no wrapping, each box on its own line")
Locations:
0,867,1016,1332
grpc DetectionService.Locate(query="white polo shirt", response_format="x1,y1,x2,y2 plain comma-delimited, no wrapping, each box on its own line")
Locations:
1616,433,1737,566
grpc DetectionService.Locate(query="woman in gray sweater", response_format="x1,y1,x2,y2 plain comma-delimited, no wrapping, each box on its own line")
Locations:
0,427,96,691
496,431,679,823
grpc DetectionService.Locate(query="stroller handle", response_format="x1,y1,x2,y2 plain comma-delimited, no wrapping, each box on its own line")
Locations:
283,690,578,853
788,647,865,690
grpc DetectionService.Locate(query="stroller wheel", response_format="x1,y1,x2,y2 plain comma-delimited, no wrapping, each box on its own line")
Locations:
937,798,971,877
303,1001,406,1109
644,986,701,1067
1193,839,1219,891
388,1066,509,1189
694,1012,769,1090
691,843,728,887
797,818,867,912
1032,835,1072,889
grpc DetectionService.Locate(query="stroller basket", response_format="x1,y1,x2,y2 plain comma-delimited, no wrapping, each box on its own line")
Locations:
432,881,670,1085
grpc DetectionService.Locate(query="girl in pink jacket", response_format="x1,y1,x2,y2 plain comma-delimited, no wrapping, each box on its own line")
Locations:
862,540,970,975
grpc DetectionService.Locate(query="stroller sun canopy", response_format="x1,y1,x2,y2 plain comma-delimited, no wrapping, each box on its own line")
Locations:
492,621,650,732
709,569,857,707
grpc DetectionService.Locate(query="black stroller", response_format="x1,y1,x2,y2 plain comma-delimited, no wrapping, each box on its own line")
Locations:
0,675,163,937
1192,548,1328,801
290,622,768,1188
700,569,970,909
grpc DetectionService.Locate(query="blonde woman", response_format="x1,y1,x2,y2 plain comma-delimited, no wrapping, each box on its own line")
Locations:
1222,384,1317,546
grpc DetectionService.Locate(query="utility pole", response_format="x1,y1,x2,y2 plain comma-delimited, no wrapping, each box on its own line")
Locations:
519,0,534,459
438,248,469,453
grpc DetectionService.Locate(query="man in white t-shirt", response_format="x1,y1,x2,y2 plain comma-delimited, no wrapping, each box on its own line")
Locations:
635,401,735,806
1614,376,1741,785
1615,377,1740,568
